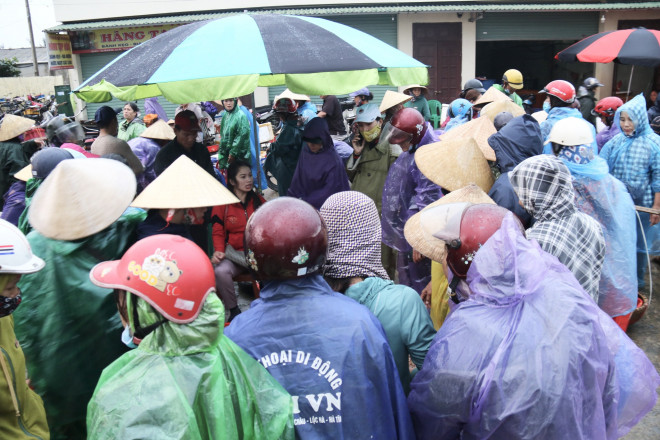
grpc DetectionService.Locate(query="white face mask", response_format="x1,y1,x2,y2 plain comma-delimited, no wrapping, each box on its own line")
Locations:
121,324,138,349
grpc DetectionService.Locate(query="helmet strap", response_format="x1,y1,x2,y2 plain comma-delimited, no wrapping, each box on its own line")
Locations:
448,275,462,304
130,294,168,340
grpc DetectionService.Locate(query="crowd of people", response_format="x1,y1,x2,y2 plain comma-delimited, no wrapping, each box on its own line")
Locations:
0,66,659,439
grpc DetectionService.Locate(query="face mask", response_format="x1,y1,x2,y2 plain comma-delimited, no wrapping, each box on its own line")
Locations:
542,102,551,113
0,294,21,318
121,324,138,349
361,124,381,142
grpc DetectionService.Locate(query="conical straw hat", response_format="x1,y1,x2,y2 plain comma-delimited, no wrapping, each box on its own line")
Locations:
276,89,311,102
532,110,548,123
416,138,494,193
480,101,525,122
474,87,513,107
29,158,136,240
140,119,174,140
14,164,32,182
405,184,495,261
0,115,35,142
379,90,412,113
402,84,428,94
132,155,239,209
439,116,497,161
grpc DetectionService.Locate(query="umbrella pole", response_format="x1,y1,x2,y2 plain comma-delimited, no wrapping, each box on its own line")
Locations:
251,92,263,194
626,65,635,101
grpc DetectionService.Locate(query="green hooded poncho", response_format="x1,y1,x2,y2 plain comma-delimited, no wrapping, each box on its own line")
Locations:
218,103,251,170
87,293,294,439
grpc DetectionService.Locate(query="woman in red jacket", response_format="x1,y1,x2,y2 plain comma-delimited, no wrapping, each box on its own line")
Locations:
211,160,265,321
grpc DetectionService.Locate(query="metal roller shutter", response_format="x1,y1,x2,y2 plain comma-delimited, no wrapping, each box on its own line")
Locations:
476,12,599,41
268,14,399,108
80,52,178,121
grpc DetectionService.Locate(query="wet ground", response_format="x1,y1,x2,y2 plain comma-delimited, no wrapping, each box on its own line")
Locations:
623,261,660,439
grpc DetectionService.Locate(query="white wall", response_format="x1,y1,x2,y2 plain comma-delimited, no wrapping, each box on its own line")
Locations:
0,76,64,98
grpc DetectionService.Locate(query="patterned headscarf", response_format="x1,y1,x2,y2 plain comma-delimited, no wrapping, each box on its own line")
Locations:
510,155,605,300
320,191,389,280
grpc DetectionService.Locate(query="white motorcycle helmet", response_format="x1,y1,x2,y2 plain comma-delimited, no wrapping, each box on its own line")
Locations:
0,219,45,274
545,117,594,147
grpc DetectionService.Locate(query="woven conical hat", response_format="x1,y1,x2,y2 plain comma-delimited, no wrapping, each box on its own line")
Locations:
480,101,525,122
416,138,494,193
405,184,495,261
276,89,311,102
140,119,175,140
474,87,513,107
14,164,32,182
439,116,497,161
0,115,35,142
379,90,412,113
132,155,239,209
402,84,428,94
532,110,548,123
29,158,136,240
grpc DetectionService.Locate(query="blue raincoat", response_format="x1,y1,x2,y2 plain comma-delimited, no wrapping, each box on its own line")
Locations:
541,106,598,154
381,124,443,293
408,214,659,440
488,115,542,228
560,152,638,317
600,94,660,256
297,101,318,127
239,105,268,190
443,99,472,132
225,275,415,439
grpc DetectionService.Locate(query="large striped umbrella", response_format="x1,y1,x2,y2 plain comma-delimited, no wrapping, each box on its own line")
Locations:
556,27,660,67
75,14,428,104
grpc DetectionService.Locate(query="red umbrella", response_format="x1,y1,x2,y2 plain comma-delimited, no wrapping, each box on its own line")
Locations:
556,27,660,99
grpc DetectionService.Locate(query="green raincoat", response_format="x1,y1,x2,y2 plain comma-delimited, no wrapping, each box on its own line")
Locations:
405,95,431,121
13,209,146,439
117,118,146,142
0,140,39,199
17,178,40,236
218,106,251,170
264,119,303,196
0,315,49,439
87,294,294,439
492,84,524,107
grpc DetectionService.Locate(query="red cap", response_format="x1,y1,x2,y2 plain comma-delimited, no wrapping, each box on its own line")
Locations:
174,110,200,132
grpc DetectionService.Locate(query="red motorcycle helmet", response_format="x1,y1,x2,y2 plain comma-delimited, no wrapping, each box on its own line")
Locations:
592,96,624,117
389,107,428,145
541,80,576,104
90,234,215,324
429,203,522,279
244,197,327,280
273,97,298,114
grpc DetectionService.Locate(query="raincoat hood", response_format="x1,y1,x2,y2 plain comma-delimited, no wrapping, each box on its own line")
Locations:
616,94,652,138
132,292,223,356
510,155,576,221
489,114,543,172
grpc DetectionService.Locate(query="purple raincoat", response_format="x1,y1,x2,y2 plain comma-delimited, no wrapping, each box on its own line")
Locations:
128,136,160,193
287,118,350,209
597,124,621,152
144,97,168,122
1,181,26,226
381,123,443,292
408,214,659,440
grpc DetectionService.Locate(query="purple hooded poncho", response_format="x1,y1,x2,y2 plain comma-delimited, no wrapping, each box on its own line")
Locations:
144,97,168,122
128,136,160,193
408,213,659,440
287,117,350,209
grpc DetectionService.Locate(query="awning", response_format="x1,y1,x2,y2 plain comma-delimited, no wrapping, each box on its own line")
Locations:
46,2,660,33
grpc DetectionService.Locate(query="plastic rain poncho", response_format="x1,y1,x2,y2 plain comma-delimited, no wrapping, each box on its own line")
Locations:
13,209,146,437
239,105,268,191
560,152,638,317
297,101,318,127
218,105,251,170
600,94,660,255
382,124,443,293
225,275,415,439
128,136,160,193
408,214,660,440
541,106,598,155
87,294,294,439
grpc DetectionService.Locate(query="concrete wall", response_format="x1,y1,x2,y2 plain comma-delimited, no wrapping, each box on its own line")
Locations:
0,76,65,98
397,13,476,92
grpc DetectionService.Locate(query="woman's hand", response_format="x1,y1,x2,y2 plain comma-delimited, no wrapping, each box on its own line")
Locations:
352,133,365,156
412,249,424,263
421,281,432,310
211,251,225,265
